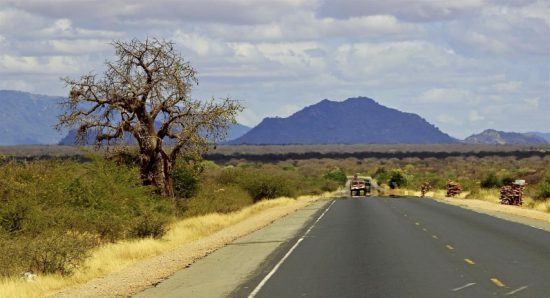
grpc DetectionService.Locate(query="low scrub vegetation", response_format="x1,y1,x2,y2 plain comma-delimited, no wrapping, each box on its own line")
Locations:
0,157,172,277
2,146,548,283
0,154,342,279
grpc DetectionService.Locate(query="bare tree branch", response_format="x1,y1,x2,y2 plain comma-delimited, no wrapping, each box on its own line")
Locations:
57,38,242,196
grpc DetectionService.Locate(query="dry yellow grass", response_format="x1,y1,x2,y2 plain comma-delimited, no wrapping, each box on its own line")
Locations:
400,187,550,219
0,194,330,298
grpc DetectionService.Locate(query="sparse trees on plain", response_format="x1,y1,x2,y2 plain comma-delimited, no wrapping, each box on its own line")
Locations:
58,38,242,196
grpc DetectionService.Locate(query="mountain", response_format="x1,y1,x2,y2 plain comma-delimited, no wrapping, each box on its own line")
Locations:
0,90,66,145
529,132,550,143
230,97,457,145
226,123,251,141
464,129,548,145
59,123,250,145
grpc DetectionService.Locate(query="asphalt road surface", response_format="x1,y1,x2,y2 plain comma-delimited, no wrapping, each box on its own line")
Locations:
237,197,550,298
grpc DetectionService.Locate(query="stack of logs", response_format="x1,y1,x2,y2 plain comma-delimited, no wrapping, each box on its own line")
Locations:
446,180,462,197
420,182,432,198
500,183,525,206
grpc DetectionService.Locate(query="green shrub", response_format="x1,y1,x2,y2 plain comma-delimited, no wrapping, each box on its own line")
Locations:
373,167,389,183
242,173,296,202
0,157,174,277
172,163,201,199
0,200,30,235
0,231,95,277
536,181,550,200
130,212,169,238
320,179,340,192
501,176,515,186
481,173,500,188
0,233,25,277
323,168,347,186
26,231,95,276
388,169,407,189
184,184,254,216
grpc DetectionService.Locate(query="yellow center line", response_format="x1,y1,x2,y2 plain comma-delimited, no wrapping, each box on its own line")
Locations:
491,278,506,287
446,244,454,250
432,235,439,239
464,258,475,265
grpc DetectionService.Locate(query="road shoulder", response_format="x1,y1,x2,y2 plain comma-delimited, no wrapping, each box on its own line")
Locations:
136,199,331,298
428,196,550,231
56,196,331,298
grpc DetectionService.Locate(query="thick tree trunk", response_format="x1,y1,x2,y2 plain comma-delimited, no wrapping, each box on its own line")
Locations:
138,137,174,197
140,153,174,197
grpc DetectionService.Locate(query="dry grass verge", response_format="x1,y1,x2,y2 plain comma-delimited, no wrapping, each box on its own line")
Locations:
0,193,332,298
397,189,550,223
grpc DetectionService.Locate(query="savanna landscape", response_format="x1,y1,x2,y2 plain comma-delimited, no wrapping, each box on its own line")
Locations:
1,1,549,297
1,143,549,296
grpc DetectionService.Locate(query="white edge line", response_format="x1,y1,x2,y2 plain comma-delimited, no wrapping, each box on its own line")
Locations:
505,285,528,295
452,282,476,292
248,200,335,298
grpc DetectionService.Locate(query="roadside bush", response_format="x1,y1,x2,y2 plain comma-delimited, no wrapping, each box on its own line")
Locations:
536,180,550,200
0,231,95,277
0,233,25,277
215,167,297,202
501,176,515,186
0,157,173,277
388,169,408,189
373,167,389,184
481,173,500,188
130,212,169,238
320,179,340,192
241,172,296,202
172,163,201,199
184,184,254,216
323,167,347,186
26,231,95,276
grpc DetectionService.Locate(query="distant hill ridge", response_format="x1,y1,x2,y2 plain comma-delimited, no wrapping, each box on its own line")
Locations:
0,90,65,145
464,129,548,145
230,97,457,145
0,90,249,146
59,123,250,145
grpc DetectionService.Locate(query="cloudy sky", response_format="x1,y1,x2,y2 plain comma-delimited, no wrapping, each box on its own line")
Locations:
0,0,548,138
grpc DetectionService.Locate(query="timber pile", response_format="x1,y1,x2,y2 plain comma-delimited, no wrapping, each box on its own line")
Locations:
420,182,432,198
446,180,462,197
500,183,525,206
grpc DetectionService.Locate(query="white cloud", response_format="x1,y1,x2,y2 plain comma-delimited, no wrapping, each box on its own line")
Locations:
523,97,540,107
417,88,473,104
318,0,487,22
0,55,84,75
492,81,522,93
468,110,485,122
0,0,548,137
435,114,462,126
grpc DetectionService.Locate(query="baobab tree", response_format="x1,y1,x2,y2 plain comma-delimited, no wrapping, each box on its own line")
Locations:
58,38,242,196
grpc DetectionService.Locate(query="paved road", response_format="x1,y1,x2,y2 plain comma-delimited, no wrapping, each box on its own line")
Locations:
237,197,550,297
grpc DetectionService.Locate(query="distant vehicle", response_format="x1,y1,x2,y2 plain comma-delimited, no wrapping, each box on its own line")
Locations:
350,175,372,197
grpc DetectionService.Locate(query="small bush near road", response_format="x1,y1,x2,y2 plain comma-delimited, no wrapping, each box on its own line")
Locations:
184,184,254,216
238,170,296,202
481,173,501,188
536,179,550,200
172,162,201,199
323,167,347,186
388,169,408,188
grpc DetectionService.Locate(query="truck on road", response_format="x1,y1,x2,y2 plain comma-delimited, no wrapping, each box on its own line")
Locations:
350,175,372,197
